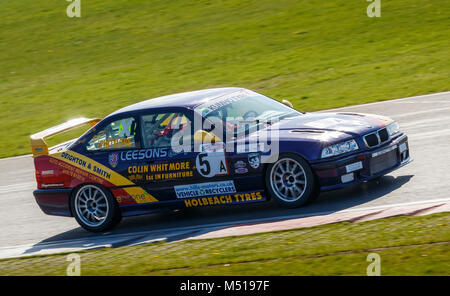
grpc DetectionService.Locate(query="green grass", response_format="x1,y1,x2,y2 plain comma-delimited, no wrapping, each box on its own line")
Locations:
1,0,449,157
0,212,448,276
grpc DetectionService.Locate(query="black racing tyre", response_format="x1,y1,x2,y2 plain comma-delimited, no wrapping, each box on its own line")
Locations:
265,153,318,208
70,184,122,232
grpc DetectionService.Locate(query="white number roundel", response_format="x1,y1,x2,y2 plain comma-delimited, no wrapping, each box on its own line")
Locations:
196,151,228,178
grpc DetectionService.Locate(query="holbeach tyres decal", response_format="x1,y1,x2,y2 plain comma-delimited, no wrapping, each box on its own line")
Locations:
51,151,158,203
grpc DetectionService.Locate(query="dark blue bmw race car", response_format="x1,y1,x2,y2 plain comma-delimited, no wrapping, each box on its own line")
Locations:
31,88,411,232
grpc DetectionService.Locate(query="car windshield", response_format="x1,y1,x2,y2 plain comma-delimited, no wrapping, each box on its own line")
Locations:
194,90,301,137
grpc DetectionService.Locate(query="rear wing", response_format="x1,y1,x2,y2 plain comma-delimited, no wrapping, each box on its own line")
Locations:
30,117,101,157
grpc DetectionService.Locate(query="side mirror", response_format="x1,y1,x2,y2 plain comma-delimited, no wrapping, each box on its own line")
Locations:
193,130,222,144
282,99,294,108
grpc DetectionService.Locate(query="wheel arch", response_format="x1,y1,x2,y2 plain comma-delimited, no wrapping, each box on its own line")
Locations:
263,152,320,202
68,182,116,216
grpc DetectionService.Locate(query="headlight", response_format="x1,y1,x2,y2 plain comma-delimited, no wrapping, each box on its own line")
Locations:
321,139,359,158
386,122,400,136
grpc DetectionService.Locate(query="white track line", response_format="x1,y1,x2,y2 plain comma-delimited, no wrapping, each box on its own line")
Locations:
400,116,450,128
408,128,450,139
394,107,450,118
324,91,450,111
0,154,32,161
0,183,35,194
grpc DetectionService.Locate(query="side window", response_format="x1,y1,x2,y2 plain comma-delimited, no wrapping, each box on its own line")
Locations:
86,117,138,151
141,112,191,148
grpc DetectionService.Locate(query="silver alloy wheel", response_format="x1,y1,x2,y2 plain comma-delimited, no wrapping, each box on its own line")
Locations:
270,158,307,202
74,185,109,227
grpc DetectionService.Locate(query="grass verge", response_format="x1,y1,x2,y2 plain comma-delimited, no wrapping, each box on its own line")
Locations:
1,0,449,157
0,212,448,275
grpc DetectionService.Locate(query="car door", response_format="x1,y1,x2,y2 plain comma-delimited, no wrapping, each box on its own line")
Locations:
137,109,243,207
137,110,201,203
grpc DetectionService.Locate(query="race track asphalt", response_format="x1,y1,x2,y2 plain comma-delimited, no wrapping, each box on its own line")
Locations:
0,91,449,256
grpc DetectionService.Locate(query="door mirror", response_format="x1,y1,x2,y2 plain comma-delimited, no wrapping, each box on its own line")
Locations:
193,130,222,144
282,99,294,108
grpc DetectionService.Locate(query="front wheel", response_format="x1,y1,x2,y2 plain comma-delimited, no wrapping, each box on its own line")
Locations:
266,154,318,208
70,184,122,232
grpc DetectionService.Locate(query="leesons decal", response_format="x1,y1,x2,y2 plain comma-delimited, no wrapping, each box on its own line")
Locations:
120,148,168,161
52,151,158,204
174,180,236,199
127,160,194,182
248,153,261,169
184,191,264,208
108,148,181,167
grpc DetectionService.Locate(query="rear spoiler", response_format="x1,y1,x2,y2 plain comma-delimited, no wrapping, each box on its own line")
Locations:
30,117,101,157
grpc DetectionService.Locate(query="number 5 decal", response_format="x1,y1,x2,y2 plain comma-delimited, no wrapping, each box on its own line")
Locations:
196,151,228,178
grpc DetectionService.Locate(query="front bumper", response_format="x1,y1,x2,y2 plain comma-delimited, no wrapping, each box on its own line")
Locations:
33,188,72,217
312,134,411,191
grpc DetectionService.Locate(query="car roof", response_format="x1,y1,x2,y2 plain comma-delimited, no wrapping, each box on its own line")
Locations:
107,87,244,118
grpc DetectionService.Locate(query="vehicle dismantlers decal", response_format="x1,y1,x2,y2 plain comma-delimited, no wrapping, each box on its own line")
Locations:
184,191,264,207
51,151,158,203
174,180,236,199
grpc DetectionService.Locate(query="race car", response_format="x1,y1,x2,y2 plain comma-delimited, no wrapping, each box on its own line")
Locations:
31,87,411,232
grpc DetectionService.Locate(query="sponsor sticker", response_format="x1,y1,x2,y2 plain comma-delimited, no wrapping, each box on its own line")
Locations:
53,151,158,203
196,150,228,177
234,160,246,168
98,137,133,149
372,145,397,158
175,180,236,199
119,148,169,161
346,161,363,173
108,152,119,168
184,191,264,207
399,142,407,153
235,167,248,174
127,161,194,182
248,153,261,169
194,90,252,115
341,173,354,183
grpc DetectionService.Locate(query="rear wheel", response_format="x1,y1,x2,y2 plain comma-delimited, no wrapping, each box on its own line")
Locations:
70,184,122,232
266,154,318,208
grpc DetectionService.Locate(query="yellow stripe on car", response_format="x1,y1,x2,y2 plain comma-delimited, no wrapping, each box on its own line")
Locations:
51,150,158,203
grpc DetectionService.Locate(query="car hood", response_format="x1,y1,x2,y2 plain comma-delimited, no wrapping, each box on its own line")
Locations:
263,112,395,143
